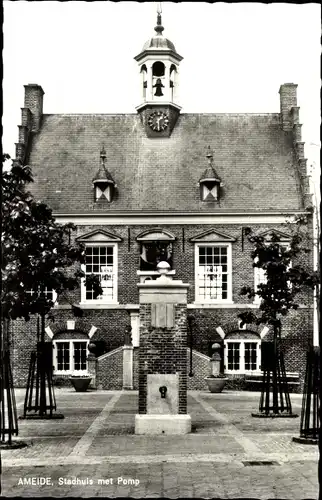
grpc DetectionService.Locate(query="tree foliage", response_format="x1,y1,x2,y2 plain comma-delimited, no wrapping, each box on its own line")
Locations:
239,220,319,331
1,155,102,321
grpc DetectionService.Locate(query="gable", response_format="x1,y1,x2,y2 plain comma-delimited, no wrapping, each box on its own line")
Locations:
257,229,291,241
137,229,176,241
76,229,123,243
190,229,236,242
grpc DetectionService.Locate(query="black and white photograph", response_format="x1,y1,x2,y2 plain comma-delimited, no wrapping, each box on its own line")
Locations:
1,1,320,498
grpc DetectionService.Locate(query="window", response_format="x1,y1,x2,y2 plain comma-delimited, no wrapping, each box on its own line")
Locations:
92,148,116,203
140,241,173,271
201,182,220,201
224,339,261,374
26,287,57,303
195,243,232,302
137,230,175,276
152,61,165,77
94,183,113,202
253,262,267,304
81,243,118,303
253,242,291,304
53,340,89,375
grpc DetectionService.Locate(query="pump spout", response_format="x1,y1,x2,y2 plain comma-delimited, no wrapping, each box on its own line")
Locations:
159,386,167,399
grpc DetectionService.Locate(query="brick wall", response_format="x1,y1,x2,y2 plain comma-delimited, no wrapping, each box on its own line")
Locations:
133,347,139,389
10,221,313,387
10,316,41,387
68,221,313,306
186,350,210,390
24,84,44,133
96,347,123,389
138,304,188,414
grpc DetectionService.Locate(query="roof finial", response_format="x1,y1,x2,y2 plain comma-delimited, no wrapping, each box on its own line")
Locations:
100,146,107,164
206,146,213,164
155,2,164,35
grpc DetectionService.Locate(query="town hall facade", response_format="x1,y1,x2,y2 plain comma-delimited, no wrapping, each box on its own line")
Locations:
10,11,313,390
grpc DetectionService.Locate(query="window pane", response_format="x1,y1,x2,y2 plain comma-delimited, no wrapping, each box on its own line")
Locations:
56,342,70,371
140,242,173,271
245,342,257,370
85,246,115,300
197,246,229,301
227,342,240,370
26,287,54,301
74,342,87,371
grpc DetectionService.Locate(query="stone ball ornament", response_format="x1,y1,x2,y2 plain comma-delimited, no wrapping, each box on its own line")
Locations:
88,342,97,354
157,261,171,275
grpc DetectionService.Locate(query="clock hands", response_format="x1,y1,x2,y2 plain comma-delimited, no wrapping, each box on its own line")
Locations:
156,115,162,131
148,111,168,131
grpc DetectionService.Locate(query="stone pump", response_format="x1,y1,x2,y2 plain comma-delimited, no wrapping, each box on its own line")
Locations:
135,261,191,434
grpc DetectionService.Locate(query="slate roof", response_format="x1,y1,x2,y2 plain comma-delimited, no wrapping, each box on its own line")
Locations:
92,164,115,184
26,113,302,214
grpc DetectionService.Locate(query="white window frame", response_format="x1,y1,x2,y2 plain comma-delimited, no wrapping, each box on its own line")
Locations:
95,184,112,202
253,262,267,304
53,339,89,375
80,242,118,305
26,287,58,304
224,339,261,375
253,243,291,304
194,243,232,303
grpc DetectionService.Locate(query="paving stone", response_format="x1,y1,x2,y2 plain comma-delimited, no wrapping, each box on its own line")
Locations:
1,390,318,499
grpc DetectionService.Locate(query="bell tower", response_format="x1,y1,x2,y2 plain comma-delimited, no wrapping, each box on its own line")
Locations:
134,4,183,137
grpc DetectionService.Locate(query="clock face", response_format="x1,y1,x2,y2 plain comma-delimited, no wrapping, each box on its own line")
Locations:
148,111,169,132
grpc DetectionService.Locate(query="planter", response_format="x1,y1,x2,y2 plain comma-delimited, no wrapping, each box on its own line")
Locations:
205,377,228,393
69,377,92,392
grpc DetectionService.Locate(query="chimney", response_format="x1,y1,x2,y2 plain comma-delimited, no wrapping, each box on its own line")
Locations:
24,84,45,132
279,83,298,131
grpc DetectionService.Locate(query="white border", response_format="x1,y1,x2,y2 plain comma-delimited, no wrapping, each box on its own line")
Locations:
224,338,261,375
53,339,89,375
194,242,232,304
80,242,119,305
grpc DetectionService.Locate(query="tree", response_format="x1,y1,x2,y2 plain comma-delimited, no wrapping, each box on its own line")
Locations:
1,155,102,439
239,217,319,417
2,156,102,321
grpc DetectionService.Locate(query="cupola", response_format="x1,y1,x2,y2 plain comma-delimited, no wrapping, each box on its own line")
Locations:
92,147,116,203
199,147,224,201
134,4,183,137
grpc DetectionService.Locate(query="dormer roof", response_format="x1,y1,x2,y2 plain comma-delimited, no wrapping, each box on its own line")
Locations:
92,147,115,185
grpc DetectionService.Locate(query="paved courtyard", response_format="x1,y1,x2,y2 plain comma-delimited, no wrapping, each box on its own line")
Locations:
0,389,319,499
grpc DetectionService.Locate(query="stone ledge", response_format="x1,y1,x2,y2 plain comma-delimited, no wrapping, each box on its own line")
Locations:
135,414,191,435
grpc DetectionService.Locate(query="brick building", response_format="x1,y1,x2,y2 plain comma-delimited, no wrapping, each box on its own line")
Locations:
10,11,313,390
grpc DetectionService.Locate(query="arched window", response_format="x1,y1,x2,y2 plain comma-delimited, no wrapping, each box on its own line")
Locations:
53,331,89,375
170,64,177,87
152,61,165,77
141,64,147,98
224,331,261,374
136,230,175,275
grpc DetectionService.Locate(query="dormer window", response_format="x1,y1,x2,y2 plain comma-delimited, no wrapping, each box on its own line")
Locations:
199,146,223,202
92,147,116,203
94,183,113,202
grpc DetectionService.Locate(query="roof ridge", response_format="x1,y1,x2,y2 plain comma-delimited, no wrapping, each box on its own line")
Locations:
42,112,280,117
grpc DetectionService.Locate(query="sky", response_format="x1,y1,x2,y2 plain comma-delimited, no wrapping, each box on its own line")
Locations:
3,1,321,189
